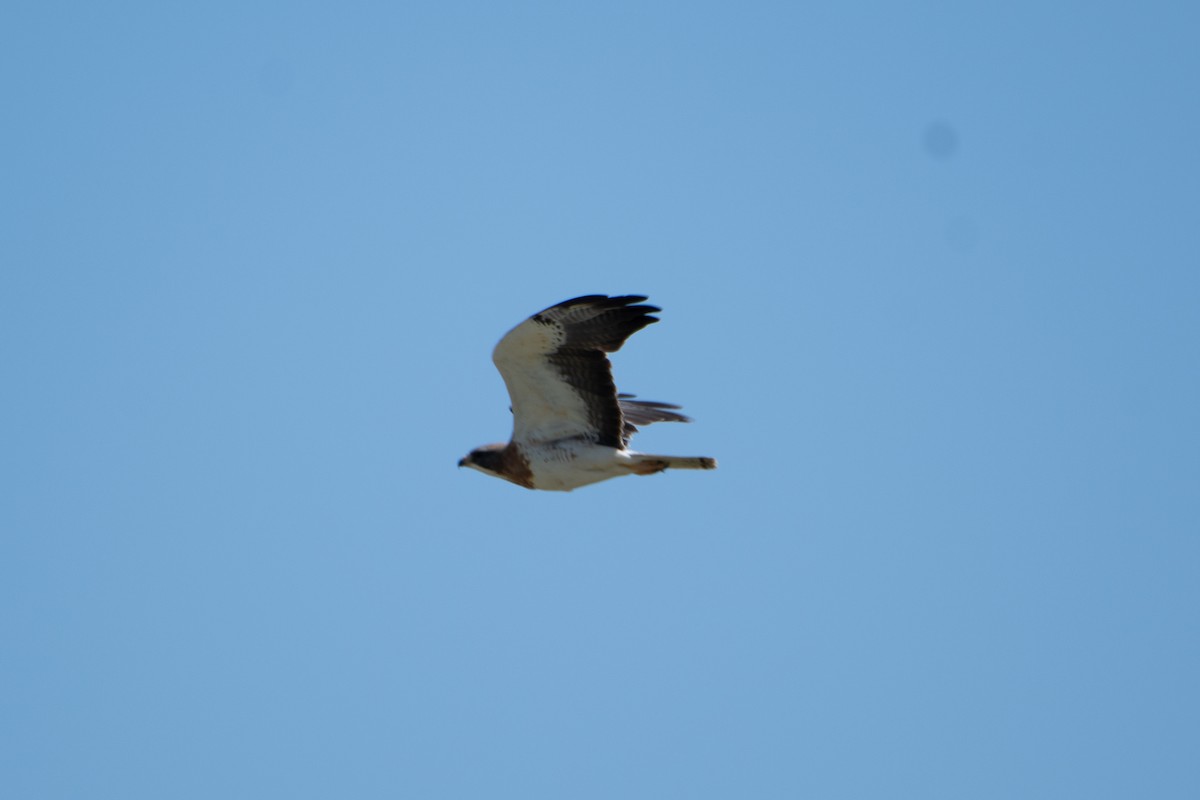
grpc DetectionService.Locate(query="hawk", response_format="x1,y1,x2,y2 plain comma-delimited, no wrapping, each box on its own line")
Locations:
459,295,717,491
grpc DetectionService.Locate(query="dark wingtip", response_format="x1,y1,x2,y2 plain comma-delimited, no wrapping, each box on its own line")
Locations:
537,295,664,352
549,294,658,312
556,294,610,307
614,295,661,315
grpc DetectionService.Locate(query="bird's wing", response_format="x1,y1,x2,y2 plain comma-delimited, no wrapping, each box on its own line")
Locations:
492,295,659,448
617,393,692,447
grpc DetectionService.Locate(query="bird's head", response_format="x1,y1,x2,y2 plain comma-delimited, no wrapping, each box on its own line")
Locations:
458,443,506,477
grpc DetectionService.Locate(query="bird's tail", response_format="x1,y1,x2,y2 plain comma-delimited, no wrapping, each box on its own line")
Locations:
628,455,718,475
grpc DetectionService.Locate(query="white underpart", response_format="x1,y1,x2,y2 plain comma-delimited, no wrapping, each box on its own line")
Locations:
523,441,639,492
492,312,601,446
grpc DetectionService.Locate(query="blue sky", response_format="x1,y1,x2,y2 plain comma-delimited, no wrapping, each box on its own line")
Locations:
3,2,1198,797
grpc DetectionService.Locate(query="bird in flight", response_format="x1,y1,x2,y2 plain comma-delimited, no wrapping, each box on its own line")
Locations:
459,295,716,491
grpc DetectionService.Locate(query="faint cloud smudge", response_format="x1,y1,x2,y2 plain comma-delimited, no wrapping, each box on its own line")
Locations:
923,120,959,159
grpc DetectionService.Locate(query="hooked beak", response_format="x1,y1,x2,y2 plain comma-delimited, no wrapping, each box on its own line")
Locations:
457,458,466,468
